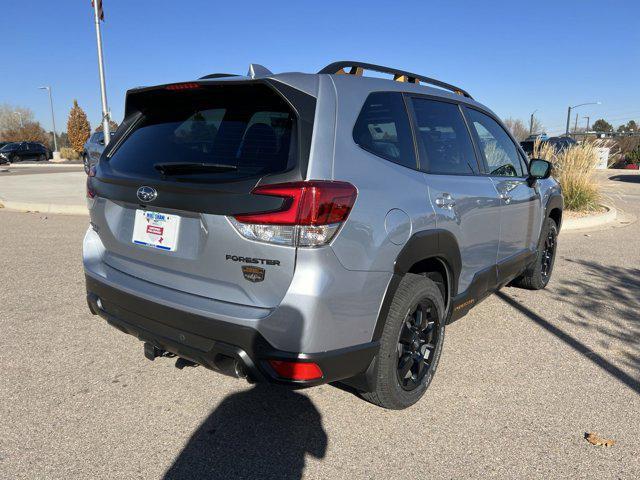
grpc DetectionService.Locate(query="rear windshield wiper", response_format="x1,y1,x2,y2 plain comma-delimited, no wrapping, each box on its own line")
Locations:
154,162,238,175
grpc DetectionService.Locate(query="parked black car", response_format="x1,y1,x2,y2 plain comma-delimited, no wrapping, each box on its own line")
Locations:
520,137,577,156
0,142,51,163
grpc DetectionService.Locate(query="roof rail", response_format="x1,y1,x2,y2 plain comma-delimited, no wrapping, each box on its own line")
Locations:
318,61,472,99
199,73,239,80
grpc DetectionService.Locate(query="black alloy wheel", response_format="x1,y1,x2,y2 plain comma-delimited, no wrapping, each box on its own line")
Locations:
396,299,441,391
540,226,557,280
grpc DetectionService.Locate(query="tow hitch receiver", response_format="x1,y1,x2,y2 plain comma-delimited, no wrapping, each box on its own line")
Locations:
143,342,165,361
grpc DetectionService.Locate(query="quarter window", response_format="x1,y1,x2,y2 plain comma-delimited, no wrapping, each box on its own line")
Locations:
466,109,524,177
410,98,478,175
353,92,417,169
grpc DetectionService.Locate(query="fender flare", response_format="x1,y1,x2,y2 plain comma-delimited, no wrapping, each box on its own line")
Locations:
372,229,462,341
545,193,564,229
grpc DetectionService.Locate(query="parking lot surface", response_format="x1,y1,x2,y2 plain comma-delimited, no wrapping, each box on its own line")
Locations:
0,174,638,479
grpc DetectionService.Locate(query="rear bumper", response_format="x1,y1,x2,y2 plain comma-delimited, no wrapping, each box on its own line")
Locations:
85,274,378,387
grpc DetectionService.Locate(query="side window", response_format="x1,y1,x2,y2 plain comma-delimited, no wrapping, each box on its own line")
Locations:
353,92,417,170
465,109,524,177
410,98,478,175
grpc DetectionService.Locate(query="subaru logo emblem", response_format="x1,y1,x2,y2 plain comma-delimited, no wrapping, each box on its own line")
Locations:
137,186,157,203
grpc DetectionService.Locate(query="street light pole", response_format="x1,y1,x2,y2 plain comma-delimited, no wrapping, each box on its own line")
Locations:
93,0,110,144
574,113,578,134
529,109,538,135
583,116,590,133
565,101,601,137
38,86,58,152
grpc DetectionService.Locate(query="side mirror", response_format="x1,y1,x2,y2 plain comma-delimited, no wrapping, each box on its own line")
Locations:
528,159,552,186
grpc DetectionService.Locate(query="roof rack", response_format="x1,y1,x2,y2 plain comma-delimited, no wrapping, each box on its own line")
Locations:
318,61,472,99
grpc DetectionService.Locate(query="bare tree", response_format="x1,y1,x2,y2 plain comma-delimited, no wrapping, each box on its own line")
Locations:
502,118,529,142
0,104,37,135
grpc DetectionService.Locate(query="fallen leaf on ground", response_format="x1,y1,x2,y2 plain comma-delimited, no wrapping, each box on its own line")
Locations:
585,432,615,447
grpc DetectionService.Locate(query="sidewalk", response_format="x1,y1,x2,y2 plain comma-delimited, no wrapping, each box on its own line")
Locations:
0,169,87,215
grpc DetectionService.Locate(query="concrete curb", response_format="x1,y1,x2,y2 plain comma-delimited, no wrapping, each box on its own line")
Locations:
0,201,88,216
562,204,617,231
6,162,83,169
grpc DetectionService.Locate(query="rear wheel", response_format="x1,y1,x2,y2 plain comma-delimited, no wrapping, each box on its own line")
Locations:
361,274,445,409
512,217,558,290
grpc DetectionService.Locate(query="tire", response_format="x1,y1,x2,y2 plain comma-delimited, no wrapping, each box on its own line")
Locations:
11,154,20,163
83,155,89,174
361,274,446,409
38,154,45,161
511,217,558,290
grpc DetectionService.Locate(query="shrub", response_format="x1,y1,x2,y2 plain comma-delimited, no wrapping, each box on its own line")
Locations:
59,147,79,160
534,140,601,211
627,145,640,165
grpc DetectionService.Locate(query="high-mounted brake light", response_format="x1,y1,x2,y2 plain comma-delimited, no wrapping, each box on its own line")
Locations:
229,181,357,247
165,82,201,91
268,360,323,381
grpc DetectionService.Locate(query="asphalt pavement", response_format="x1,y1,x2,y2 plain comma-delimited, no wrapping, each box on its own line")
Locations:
0,174,638,479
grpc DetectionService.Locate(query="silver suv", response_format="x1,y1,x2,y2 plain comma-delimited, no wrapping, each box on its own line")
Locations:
84,62,562,409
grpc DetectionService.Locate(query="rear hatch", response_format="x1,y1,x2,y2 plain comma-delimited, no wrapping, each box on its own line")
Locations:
88,80,315,308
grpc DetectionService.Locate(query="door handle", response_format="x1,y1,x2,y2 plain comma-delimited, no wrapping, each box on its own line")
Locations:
435,193,456,209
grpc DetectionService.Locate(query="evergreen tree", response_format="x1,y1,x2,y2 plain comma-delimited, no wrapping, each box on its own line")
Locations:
67,100,91,153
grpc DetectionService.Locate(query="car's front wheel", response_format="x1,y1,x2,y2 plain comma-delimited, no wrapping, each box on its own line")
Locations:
83,154,89,173
38,154,46,161
11,154,20,163
361,274,445,409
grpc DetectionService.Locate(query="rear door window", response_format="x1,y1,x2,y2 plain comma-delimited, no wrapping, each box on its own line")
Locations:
108,84,296,182
353,92,417,169
410,98,479,175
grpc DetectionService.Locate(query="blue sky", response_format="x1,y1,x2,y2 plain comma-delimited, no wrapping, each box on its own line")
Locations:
2,0,639,135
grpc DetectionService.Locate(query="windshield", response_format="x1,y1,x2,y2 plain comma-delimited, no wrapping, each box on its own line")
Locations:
108,84,296,182
0,143,17,152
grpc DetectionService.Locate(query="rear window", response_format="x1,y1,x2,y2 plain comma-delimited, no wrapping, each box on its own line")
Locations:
108,84,296,182
353,92,416,169
410,98,478,175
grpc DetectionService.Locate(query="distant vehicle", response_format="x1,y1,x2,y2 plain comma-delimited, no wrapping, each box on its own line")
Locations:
0,142,51,163
520,136,576,156
524,133,548,142
83,131,115,173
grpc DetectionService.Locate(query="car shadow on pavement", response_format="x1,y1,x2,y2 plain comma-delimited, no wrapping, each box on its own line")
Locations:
497,259,640,395
609,174,640,184
163,383,327,480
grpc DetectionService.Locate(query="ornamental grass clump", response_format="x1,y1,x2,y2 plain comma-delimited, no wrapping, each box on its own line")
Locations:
534,139,601,212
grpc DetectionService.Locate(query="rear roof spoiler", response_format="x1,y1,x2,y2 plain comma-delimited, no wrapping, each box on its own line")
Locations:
318,61,472,99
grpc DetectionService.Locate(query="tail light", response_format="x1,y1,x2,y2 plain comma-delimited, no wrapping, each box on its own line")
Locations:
86,166,96,199
229,181,357,247
268,360,323,381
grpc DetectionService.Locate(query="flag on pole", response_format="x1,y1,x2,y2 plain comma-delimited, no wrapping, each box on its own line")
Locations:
91,0,104,21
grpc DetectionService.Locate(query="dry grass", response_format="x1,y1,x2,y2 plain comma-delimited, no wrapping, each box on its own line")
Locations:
534,140,601,212
59,147,79,160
